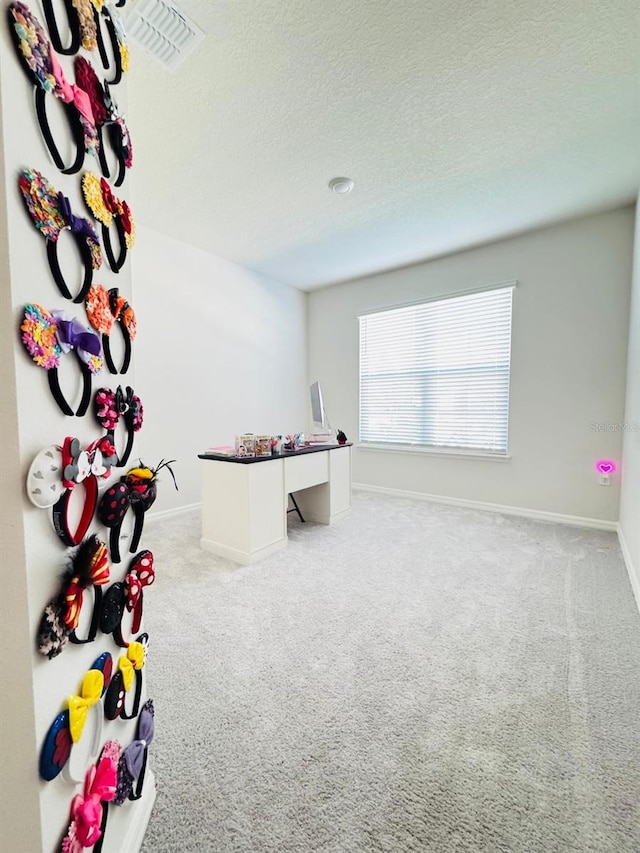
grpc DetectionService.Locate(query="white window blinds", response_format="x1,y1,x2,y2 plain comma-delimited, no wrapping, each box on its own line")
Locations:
359,285,514,453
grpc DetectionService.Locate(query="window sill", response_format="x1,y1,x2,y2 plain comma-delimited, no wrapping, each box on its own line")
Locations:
356,443,511,462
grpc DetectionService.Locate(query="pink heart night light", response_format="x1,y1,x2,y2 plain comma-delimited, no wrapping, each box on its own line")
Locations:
596,460,616,475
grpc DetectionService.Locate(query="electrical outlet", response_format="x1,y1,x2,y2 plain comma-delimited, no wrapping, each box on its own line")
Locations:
598,475,611,486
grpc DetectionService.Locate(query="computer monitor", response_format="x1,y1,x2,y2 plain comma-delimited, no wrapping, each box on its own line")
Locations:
310,381,329,431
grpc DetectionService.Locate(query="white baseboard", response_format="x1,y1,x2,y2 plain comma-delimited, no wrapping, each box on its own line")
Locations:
145,502,201,524
123,770,156,852
617,524,640,615
103,770,156,853
353,483,618,531
200,536,286,565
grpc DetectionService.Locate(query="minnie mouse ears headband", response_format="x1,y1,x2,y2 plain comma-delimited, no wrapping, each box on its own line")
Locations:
75,58,133,186
8,3,99,174
27,436,116,546
86,285,136,374
115,699,154,804
19,169,102,302
104,633,148,720
60,739,120,853
20,304,103,416
82,172,134,272
36,535,110,659
100,551,154,648
94,385,143,467
98,460,177,562
40,651,112,781
37,546,152,660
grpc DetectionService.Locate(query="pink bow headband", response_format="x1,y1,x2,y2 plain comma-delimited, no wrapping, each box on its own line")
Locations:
9,2,99,174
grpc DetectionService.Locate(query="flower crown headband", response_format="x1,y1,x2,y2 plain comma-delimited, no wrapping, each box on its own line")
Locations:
8,2,99,174
75,58,133,186
19,168,102,303
86,285,137,374
20,304,103,416
82,172,135,272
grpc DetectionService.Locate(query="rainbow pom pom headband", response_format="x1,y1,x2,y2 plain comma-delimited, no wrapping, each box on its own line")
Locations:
20,304,103,416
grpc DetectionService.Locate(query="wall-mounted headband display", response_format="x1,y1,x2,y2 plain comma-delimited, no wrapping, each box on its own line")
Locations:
8,2,99,174
82,172,134,272
75,57,133,186
21,304,103,416
27,436,116,548
39,651,112,781
59,738,120,853
104,634,148,720
36,535,111,659
115,699,154,804
86,285,137,374
98,461,176,563
19,168,102,303
94,385,143,467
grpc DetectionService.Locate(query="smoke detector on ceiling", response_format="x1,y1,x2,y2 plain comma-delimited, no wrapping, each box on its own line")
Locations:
121,0,205,72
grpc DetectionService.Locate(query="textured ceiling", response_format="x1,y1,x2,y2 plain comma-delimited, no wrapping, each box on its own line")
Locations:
127,0,639,290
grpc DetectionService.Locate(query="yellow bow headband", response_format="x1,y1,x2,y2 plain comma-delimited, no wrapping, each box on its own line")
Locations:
67,668,104,743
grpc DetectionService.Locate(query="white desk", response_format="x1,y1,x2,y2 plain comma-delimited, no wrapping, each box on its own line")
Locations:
198,444,352,564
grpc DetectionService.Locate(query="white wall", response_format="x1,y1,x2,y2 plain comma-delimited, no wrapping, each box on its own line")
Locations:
308,208,635,523
619,199,640,605
132,226,308,514
0,4,145,849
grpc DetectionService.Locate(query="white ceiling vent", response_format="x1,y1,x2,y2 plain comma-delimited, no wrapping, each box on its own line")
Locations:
122,0,205,72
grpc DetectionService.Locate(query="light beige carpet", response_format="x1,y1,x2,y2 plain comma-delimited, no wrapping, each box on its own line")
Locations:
140,491,640,853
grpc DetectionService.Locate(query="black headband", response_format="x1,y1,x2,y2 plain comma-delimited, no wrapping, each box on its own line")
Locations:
104,633,148,720
34,87,87,175
19,168,103,303
74,57,133,189
8,4,100,175
20,304,104,417
82,173,134,273
86,286,136,375
95,4,127,86
97,461,176,563
41,0,82,56
36,536,111,659
94,385,143,467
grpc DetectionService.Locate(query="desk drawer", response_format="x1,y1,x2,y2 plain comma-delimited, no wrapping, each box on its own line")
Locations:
285,452,329,492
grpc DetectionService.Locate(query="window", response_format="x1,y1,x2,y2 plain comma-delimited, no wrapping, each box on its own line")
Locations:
358,285,514,454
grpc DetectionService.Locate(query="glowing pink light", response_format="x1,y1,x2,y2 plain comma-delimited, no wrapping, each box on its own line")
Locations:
595,460,616,475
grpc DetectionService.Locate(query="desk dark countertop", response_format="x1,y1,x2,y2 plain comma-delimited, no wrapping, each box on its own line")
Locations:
198,442,352,464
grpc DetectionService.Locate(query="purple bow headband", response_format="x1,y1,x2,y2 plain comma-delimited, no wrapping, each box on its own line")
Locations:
115,699,154,804
18,168,102,304
52,311,102,369
58,193,97,242
21,304,103,417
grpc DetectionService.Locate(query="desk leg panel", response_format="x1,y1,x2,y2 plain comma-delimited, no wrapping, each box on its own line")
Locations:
201,460,286,562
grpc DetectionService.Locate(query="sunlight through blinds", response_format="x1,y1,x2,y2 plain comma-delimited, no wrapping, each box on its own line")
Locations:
359,286,514,453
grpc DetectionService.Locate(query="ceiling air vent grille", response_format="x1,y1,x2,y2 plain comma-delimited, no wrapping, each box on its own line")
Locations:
122,0,205,71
